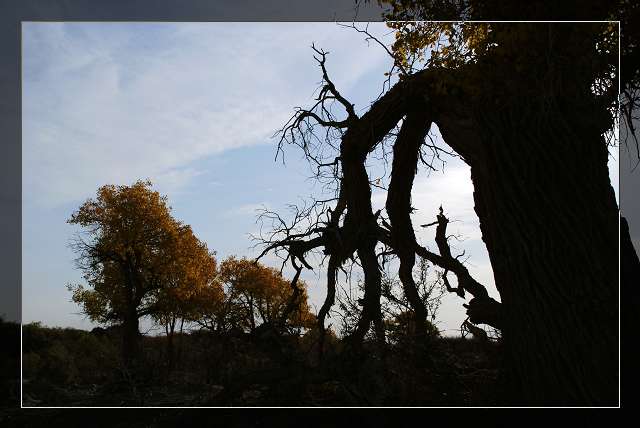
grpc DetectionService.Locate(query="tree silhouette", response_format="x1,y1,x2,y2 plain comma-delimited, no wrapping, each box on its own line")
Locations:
256,5,635,404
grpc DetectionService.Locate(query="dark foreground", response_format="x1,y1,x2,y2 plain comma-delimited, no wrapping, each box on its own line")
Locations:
17,322,502,408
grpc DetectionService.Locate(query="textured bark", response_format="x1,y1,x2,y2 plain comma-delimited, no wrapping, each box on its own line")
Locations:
436,94,619,405
268,24,620,403
621,217,640,285
343,61,616,402
412,25,620,404
622,216,640,405
122,308,140,369
363,41,618,402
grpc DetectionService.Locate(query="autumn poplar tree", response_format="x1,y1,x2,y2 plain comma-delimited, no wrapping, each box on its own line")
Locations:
195,257,315,335
375,2,632,405
68,180,186,366
220,257,315,334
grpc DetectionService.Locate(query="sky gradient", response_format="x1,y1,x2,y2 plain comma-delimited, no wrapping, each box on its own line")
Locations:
22,22,620,336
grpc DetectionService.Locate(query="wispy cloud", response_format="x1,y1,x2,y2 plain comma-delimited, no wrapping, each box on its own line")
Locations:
23,22,394,208
225,202,271,218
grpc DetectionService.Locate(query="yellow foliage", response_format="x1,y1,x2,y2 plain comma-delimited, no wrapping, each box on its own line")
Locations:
68,181,315,335
213,256,316,332
68,180,217,326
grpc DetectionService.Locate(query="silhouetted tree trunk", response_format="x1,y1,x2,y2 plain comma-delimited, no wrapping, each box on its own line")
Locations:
427,24,619,405
122,266,141,369
248,296,256,333
122,307,140,370
165,316,177,372
177,318,185,368
450,109,618,405
265,23,622,404
386,109,434,334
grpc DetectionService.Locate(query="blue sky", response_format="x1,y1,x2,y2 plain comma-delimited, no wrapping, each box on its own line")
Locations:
22,22,620,335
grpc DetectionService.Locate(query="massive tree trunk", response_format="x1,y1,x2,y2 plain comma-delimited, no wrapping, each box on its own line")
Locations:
446,111,618,405
349,63,618,401
428,24,619,405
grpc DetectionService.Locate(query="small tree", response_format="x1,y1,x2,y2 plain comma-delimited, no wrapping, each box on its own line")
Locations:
381,258,445,344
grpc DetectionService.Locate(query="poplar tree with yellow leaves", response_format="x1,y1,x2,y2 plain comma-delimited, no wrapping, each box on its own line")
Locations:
67,180,214,367
196,257,315,335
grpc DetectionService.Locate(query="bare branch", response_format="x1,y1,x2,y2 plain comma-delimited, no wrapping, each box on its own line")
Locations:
337,22,408,77
311,44,358,122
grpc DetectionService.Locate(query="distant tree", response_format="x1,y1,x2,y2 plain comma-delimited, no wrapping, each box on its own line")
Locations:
335,258,444,342
68,180,185,367
189,276,238,334
195,257,315,335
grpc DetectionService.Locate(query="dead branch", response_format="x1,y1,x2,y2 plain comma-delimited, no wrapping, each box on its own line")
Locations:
385,106,433,334
311,44,358,122
262,45,501,348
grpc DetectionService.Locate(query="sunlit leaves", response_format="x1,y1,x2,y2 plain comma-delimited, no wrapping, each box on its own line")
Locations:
68,181,315,337
151,225,220,327
68,180,207,326
192,256,316,333
219,257,316,331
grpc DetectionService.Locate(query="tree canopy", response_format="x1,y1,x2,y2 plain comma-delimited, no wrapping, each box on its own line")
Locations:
196,257,316,335
68,181,184,323
376,0,637,150
67,180,217,363
68,180,316,368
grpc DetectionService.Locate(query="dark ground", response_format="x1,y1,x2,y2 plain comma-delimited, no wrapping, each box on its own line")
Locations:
15,322,502,408
2,320,504,426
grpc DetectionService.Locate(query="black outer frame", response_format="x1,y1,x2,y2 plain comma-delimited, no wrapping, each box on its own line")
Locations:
0,0,636,418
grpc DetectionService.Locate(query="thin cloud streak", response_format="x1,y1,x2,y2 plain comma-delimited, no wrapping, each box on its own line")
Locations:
23,22,394,208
